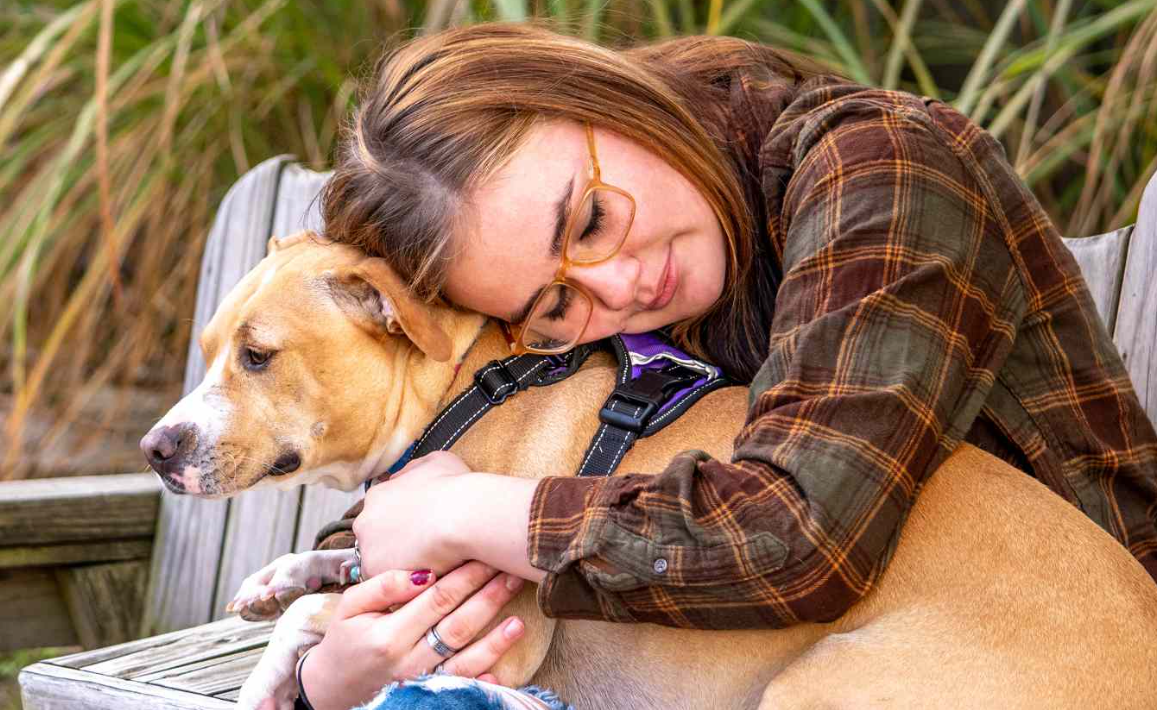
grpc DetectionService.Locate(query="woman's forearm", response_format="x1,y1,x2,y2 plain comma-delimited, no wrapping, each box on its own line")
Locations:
453,472,548,584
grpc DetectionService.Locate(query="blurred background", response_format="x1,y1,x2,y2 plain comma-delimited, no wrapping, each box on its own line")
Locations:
2,0,1157,485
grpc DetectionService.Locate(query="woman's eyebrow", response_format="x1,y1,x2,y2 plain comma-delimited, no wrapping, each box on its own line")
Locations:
510,176,575,324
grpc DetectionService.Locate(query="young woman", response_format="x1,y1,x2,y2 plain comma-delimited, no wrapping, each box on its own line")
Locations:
295,22,1157,710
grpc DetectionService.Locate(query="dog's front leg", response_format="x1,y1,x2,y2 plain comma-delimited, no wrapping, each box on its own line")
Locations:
237,591,341,710
229,549,357,620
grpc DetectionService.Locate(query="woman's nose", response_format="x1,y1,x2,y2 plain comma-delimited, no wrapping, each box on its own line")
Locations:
571,256,639,312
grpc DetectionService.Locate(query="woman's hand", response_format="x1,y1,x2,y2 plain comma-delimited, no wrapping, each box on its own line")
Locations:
353,452,547,583
299,562,527,710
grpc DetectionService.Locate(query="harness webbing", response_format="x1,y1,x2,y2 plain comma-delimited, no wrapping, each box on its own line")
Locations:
575,334,730,476
377,333,729,485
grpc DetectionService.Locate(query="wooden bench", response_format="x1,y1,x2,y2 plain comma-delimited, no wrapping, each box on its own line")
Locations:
13,161,1157,708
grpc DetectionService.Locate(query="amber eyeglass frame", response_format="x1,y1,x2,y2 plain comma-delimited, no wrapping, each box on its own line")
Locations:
507,123,637,355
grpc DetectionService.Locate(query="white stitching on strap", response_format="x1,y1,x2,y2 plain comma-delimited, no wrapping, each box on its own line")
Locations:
444,399,495,446
647,382,715,428
416,388,476,449
416,360,516,448
418,358,547,450
579,426,610,471
608,403,642,467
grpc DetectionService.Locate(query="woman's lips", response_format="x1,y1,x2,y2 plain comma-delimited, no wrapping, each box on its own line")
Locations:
647,251,677,311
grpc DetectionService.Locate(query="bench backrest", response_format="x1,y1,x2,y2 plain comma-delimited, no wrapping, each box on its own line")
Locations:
143,159,1157,635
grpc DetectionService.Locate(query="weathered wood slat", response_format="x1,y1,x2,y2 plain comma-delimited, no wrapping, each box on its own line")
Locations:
1060,226,1133,333
215,687,244,702
0,474,159,546
55,616,261,671
0,567,77,651
211,492,301,624
145,155,295,636
56,561,149,649
295,487,361,553
19,663,235,710
0,539,151,569
91,619,269,681
1112,176,1157,424
142,646,264,695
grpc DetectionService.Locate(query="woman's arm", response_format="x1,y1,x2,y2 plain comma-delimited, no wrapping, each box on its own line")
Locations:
354,94,1032,631
353,451,547,584
522,96,1030,629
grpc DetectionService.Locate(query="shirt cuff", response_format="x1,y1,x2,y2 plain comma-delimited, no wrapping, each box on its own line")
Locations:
526,474,643,623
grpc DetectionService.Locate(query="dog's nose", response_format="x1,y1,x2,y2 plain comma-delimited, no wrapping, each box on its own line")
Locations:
140,422,197,475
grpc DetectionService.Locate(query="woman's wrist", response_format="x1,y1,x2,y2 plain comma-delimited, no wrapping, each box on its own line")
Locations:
454,473,547,584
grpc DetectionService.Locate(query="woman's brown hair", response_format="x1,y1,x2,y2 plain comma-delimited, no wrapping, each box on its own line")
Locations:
322,22,822,381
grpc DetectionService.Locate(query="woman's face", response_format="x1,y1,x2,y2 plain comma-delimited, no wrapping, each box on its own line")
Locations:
444,119,727,345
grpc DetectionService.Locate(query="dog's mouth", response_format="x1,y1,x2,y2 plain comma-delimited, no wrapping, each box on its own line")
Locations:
157,470,187,495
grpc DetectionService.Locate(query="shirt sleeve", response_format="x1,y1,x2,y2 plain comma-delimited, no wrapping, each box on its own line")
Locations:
525,97,1030,630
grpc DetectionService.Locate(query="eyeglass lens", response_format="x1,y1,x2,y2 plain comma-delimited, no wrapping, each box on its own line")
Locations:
522,187,634,352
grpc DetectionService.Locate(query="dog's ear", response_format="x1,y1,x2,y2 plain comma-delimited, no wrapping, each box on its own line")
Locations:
268,230,329,254
327,258,452,362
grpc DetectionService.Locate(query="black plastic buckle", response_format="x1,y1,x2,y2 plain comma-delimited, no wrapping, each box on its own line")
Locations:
599,368,699,433
475,360,520,405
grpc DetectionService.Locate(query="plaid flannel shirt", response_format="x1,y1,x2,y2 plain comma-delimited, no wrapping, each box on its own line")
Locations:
524,74,1157,629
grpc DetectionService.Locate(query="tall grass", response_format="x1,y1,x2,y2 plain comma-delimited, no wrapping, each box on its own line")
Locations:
1,0,1155,478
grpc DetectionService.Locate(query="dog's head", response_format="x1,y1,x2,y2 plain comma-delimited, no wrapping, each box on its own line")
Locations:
140,231,468,497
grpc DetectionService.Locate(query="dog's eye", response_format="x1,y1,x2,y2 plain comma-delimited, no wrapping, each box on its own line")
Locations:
242,347,272,371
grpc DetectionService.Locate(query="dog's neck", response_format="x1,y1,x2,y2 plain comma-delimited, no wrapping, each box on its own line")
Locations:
358,316,510,484
440,319,520,408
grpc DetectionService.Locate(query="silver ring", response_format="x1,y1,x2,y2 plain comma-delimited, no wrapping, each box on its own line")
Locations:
353,538,362,567
434,662,446,674
425,626,459,658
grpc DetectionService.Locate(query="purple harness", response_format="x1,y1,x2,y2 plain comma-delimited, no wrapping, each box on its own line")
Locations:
377,332,729,483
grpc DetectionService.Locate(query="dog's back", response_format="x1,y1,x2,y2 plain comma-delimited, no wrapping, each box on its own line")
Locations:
453,334,1157,709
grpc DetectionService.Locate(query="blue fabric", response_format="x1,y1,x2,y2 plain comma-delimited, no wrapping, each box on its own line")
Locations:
354,675,572,710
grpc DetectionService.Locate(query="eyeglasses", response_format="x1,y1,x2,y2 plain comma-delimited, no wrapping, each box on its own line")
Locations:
508,123,636,355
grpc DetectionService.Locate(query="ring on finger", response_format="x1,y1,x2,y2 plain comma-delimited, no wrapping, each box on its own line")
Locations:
434,662,447,675
425,626,460,658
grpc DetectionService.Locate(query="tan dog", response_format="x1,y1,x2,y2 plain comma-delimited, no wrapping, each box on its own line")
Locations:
142,231,1157,710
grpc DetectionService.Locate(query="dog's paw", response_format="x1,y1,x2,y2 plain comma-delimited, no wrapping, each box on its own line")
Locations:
236,595,335,710
228,549,355,620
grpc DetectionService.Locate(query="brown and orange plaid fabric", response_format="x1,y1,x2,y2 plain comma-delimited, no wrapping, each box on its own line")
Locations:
525,74,1157,629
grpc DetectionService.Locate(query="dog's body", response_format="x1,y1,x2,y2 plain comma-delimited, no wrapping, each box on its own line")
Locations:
143,233,1157,710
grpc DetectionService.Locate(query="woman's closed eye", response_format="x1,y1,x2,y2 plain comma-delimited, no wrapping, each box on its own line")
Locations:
578,194,605,242
545,284,574,321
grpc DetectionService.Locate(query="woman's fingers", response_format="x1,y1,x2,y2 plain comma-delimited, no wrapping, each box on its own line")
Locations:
335,569,435,621
411,572,525,669
389,561,502,634
438,616,525,679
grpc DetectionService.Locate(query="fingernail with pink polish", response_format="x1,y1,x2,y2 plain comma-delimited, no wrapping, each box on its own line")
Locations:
504,617,524,639
411,570,432,586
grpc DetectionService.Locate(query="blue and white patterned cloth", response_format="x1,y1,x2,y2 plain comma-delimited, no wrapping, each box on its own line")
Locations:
355,674,573,710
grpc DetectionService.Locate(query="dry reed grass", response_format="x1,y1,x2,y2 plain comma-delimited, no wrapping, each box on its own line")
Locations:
1,0,1155,479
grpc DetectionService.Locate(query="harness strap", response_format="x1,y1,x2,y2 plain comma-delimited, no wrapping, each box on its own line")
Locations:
376,333,728,487
398,346,594,469
575,334,730,477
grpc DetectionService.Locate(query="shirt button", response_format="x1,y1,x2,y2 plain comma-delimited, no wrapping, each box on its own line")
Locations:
653,557,668,574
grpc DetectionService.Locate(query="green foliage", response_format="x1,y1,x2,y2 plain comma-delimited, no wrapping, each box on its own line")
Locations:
1,0,1155,477
0,647,73,710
